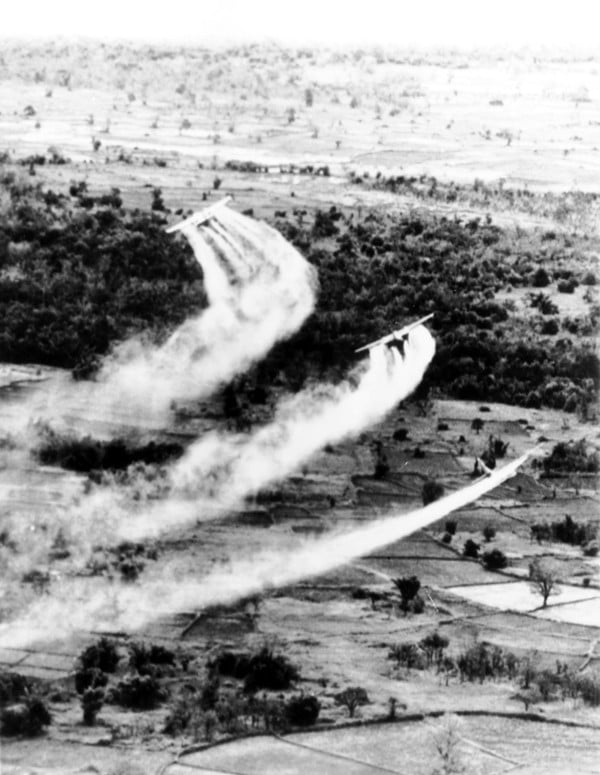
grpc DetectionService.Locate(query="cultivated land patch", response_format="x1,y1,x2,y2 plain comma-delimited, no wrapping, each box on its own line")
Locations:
176,716,600,775
447,580,600,624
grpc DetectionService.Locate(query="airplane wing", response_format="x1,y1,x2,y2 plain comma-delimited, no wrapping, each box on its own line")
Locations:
165,196,233,233
355,314,434,353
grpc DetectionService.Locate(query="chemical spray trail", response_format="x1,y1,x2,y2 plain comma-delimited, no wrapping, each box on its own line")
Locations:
93,207,317,421
0,454,529,648
3,206,317,441
119,324,436,540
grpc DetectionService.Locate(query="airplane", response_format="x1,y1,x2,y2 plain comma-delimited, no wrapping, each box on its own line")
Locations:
165,196,233,234
355,313,434,354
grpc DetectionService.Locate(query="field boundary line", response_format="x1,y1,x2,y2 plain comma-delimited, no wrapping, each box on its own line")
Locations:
273,733,403,774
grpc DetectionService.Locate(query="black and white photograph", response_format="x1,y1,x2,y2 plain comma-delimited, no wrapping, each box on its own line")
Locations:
0,1,598,773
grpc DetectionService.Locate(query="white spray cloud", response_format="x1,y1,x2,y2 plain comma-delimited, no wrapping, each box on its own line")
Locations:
4,207,317,439
118,324,436,540
0,454,529,649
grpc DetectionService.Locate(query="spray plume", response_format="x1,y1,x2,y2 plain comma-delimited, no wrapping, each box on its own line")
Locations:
0,453,530,649
119,324,436,540
4,206,317,440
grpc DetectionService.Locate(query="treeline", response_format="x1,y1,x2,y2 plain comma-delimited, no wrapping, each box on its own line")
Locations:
0,173,598,412
265,206,598,412
0,172,205,370
36,429,183,472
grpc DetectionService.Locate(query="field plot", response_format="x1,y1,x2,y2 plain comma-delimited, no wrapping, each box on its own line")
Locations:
177,716,600,775
447,580,600,624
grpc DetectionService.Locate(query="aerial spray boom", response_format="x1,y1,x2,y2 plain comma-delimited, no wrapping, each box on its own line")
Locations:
165,196,233,233
355,314,434,353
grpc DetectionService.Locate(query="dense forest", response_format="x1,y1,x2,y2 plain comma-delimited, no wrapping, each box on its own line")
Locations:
0,168,598,413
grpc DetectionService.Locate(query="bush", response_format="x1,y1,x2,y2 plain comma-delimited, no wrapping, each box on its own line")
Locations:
81,687,104,725
582,271,597,286
463,539,480,558
442,532,453,544
483,525,496,542
285,694,320,726
531,267,550,287
209,651,251,680
445,520,457,536
79,638,120,673
392,576,421,614
1,696,51,736
482,549,508,571
243,648,299,693
0,672,31,705
111,674,166,710
129,642,176,675
557,278,578,293
75,667,108,695
422,479,445,506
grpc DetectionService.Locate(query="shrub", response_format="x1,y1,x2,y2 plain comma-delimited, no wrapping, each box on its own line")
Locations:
392,576,421,614
243,648,299,693
111,674,166,710
81,687,104,725
209,651,252,680
419,632,449,668
0,672,31,705
75,667,108,695
422,479,445,506
482,549,507,571
582,272,597,286
557,278,578,293
463,539,480,558
1,696,51,736
442,532,453,544
79,638,120,673
285,694,320,726
531,267,550,287
541,318,559,335
483,525,496,542
445,520,457,536
129,642,176,675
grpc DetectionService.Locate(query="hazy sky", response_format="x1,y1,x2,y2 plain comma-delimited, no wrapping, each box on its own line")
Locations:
2,0,597,50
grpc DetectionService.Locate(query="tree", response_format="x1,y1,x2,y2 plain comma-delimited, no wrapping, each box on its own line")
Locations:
482,525,496,542
431,714,468,775
392,576,421,614
463,539,480,558
529,558,561,608
531,267,550,287
422,479,445,506
419,632,449,669
471,417,484,434
304,88,314,107
82,687,104,725
482,549,507,571
334,686,369,718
